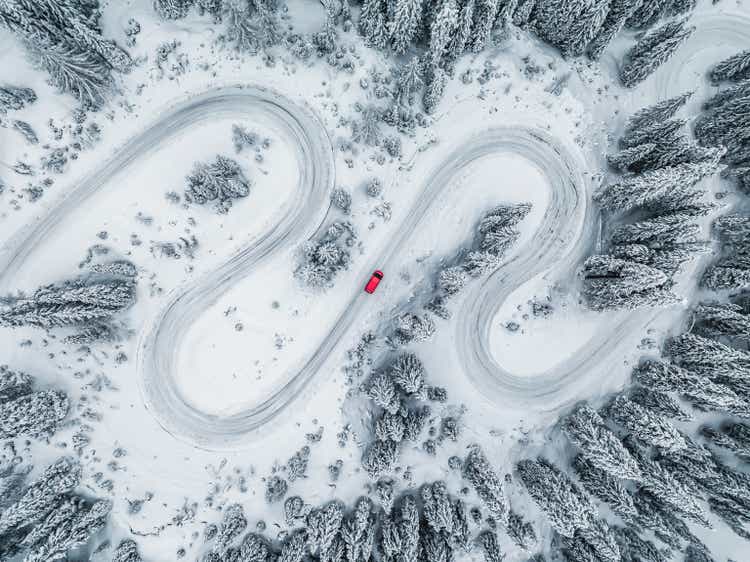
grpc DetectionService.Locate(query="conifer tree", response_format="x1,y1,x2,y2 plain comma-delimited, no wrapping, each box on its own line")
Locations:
0,0,131,106
533,0,610,57
213,504,247,555
359,0,389,49
428,0,459,67
278,531,307,562
444,0,475,64
421,526,453,562
0,389,69,440
374,410,406,442
685,544,718,562
154,0,195,19
633,359,750,418
665,333,750,382
26,499,111,562
389,0,423,54
694,96,750,147
306,501,344,560
395,57,424,106
701,422,750,462
20,495,84,552
637,455,708,526
0,457,81,536
576,518,620,562
112,538,143,562
614,526,668,562
630,387,692,421
462,446,507,523
379,514,402,562
478,530,503,562
604,394,686,451
340,497,375,562
709,49,750,84
620,18,694,87
365,373,400,414
583,255,679,311
390,353,425,396
587,0,644,59
625,0,667,29
702,78,750,111
693,301,750,341
0,367,33,401
506,510,538,551
607,143,658,172
421,481,454,534
700,214,750,291
470,0,500,53
620,117,685,151
561,404,642,480
0,85,36,114
611,213,699,249
593,157,719,213
561,532,600,562
397,495,420,561
235,532,270,562
573,455,638,521
624,91,693,137
516,458,596,537
513,0,536,26
362,439,399,478
0,462,29,512
422,66,448,114
493,0,519,32
392,312,436,345
0,275,137,332
564,0,610,57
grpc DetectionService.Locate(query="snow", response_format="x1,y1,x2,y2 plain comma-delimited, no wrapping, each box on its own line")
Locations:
487,274,604,378
2,0,750,560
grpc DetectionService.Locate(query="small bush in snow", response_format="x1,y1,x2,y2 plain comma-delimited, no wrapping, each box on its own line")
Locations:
295,221,357,289
184,155,252,212
365,178,383,198
362,440,399,479
331,188,352,214
265,476,289,503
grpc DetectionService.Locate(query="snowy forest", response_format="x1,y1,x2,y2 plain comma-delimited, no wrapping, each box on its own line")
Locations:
1,0,750,561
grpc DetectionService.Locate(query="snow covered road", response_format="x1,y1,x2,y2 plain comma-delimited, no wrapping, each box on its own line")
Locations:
140,125,599,449
0,84,699,449
135,87,336,449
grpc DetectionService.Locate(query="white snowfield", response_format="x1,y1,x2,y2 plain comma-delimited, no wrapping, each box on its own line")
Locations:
2,1,750,558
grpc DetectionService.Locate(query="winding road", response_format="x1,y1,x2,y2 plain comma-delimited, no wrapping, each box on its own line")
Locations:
6,12,745,448
145,125,593,449
0,80,595,449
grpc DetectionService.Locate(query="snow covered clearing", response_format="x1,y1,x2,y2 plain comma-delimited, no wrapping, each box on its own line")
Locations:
1,0,750,561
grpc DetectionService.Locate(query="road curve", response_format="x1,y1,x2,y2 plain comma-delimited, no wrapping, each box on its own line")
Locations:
136,87,336,449
455,133,598,411
0,85,336,449
141,126,589,449
0,83,598,447
0,85,333,287
649,11,750,101
463,11,750,413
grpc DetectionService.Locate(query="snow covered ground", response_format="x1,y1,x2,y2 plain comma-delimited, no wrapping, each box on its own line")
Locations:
2,0,750,560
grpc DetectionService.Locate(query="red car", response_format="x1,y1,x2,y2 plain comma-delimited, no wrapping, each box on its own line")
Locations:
364,270,384,294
